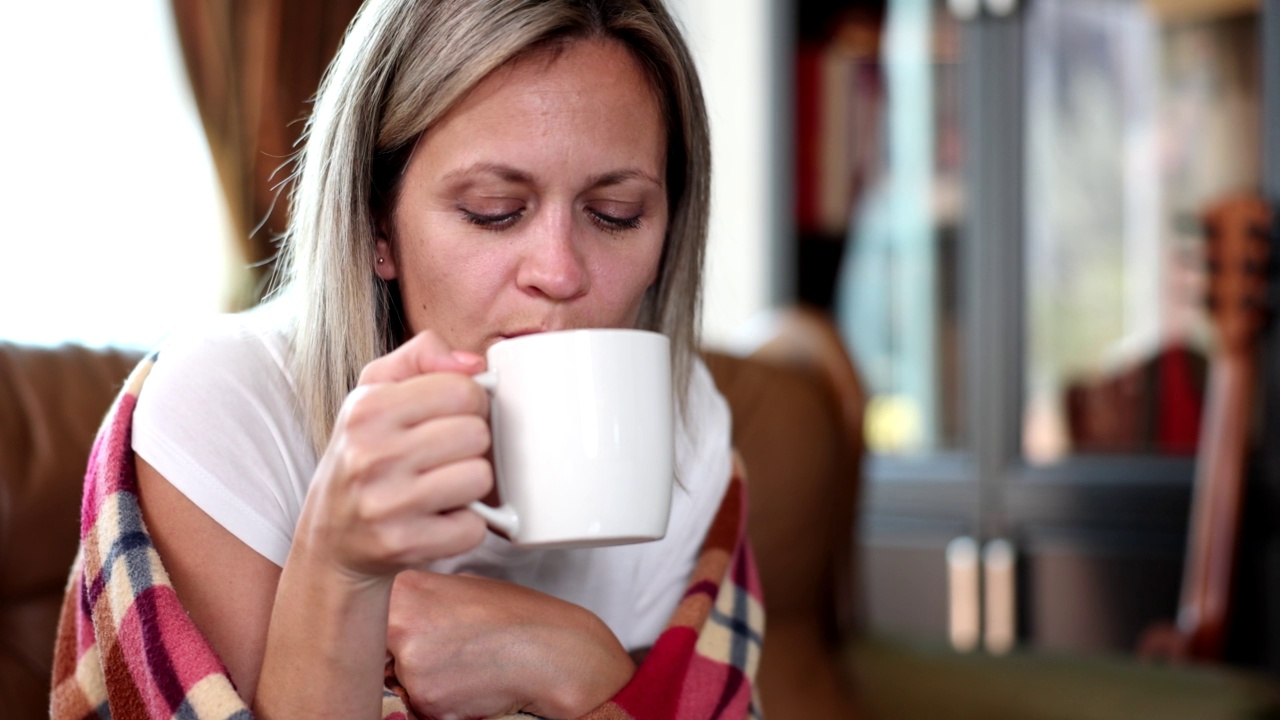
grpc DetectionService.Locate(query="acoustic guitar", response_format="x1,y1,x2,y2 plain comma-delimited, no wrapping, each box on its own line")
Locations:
1139,193,1273,662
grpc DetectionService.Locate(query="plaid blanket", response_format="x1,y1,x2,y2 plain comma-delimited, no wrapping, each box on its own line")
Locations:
51,356,765,719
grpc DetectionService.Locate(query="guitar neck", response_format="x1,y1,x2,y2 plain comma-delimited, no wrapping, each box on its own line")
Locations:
1139,193,1271,663
1177,349,1256,659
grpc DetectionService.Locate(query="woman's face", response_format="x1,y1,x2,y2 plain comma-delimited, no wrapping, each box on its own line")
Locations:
376,39,669,354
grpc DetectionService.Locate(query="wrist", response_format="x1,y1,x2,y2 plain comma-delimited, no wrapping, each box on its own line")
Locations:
255,546,394,719
284,532,396,603
289,505,397,594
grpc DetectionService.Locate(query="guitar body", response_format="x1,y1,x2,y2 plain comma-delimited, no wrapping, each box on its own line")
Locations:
1140,194,1273,662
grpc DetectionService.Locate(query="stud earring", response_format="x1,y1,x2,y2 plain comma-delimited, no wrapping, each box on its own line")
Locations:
377,257,385,264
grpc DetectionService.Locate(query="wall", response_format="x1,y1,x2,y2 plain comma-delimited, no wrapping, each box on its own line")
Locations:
666,0,789,349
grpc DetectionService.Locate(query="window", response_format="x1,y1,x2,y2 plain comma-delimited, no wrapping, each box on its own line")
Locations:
0,0,233,349
1023,0,1260,463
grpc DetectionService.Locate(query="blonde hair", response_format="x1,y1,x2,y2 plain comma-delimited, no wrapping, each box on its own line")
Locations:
272,0,711,452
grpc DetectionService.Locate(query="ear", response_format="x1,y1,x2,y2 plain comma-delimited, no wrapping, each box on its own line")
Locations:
374,225,398,280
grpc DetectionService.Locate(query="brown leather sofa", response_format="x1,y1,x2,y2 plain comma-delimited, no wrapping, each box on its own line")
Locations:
12,316,1279,720
0,308,865,719
1,344,146,719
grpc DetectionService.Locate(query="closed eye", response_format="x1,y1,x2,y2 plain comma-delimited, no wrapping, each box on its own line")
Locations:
461,208,523,230
588,209,643,233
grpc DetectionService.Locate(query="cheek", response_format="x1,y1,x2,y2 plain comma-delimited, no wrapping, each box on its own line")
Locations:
641,223,668,286
597,233,667,319
410,247,509,304
393,227,509,328
644,238,664,286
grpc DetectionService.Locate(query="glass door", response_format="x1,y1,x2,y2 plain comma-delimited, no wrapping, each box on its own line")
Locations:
822,0,1278,659
837,0,967,459
1012,0,1269,655
1024,0,1261,464
822,0,980,642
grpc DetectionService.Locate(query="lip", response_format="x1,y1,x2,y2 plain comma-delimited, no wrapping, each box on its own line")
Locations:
492,328,551,348
502,329,539,337
498,324,571,340
498,329,541,341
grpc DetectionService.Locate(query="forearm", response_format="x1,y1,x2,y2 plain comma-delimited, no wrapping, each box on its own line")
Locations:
520,603,637,717
254,548,393,720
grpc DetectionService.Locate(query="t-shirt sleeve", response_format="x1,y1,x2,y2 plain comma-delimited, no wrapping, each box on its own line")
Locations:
131,315,313,567
626,356,733,647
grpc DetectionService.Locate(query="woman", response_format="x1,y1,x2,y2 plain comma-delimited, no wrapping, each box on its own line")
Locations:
126,0,732,718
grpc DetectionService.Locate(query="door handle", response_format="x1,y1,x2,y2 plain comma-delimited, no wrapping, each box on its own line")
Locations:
947,536,1019,653
983,538,1017,654
946,536,981,652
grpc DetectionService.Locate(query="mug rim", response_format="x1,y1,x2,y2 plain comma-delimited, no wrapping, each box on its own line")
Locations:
489,327,668,352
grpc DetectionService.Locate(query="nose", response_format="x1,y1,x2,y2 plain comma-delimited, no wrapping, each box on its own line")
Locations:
516,209,590,301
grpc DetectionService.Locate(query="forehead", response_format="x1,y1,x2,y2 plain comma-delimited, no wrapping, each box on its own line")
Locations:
463,38,662,121
408,38,668,178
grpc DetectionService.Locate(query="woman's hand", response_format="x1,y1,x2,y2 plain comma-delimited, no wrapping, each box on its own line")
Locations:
257,331,496,719
293,330,495,583
387,571,637,720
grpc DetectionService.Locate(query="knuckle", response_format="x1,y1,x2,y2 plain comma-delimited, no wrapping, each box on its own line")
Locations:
338,441,378,484
351,490,383,525
356,362,380,386
339,385,381,428
386,619,410,648
375,524,412,561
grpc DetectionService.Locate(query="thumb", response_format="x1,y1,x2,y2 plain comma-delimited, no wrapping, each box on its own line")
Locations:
358,330,485,385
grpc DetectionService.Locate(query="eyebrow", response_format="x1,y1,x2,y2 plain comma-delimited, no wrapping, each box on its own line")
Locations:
585,168,664,189
440,163,663,190
441,163,532,186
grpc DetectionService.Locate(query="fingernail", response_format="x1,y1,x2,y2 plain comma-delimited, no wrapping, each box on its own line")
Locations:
451,350,482,365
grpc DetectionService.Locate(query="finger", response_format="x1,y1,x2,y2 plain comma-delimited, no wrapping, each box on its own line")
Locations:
356,372,489,431
358,330,486,385
360,456,493,521
407,505,489,563
408,457,494,515
405,414,492,472
407,371,491,421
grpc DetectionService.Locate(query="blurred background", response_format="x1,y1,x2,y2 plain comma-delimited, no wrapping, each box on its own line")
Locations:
790,0,1280,676
4,0,1280,705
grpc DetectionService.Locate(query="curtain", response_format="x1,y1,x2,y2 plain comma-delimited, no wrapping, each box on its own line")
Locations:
169,0,364,308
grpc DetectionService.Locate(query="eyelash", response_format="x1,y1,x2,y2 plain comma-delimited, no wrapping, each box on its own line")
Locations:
462,209,521,230
589,210,643,233
460,209,643,233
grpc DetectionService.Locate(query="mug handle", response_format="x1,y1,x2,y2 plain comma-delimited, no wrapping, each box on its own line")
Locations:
468,500,519,535
466,370,520,536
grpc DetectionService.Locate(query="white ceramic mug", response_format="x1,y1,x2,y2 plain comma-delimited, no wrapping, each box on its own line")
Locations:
467,328,674,549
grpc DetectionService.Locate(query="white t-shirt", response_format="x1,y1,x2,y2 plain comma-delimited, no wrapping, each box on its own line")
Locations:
131,306,732,651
